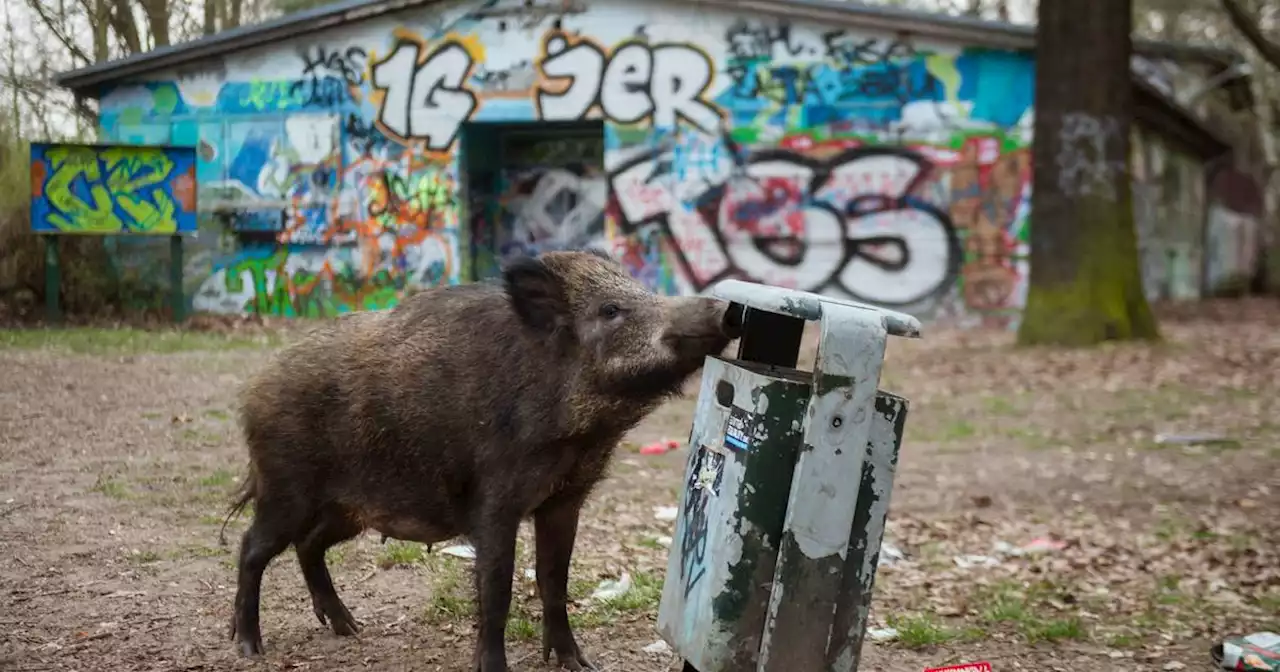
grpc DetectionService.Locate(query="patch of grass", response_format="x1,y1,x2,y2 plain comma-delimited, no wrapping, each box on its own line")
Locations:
179,427,225,446
1254,591,1280,613
1021,617,1085,644
1105,631,1142,648
1004,427,1054,450
505,614,539,641
1153,516,1186,541
91,475,131,499
594,571,663,614
635,536,665,551
566,570,666,631
423,555,475,622
197,469,237,490
430,592,475,620
378,541,427,569
0,327,281,354
937,420,977,441
128,549,162,564
168,545,229,560
203,408,232,422
982,395,1019,415
326,546,348,567
887,613,963,649
972,580,1086,644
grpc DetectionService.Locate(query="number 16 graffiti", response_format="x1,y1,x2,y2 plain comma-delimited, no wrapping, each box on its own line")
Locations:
609,144,962,307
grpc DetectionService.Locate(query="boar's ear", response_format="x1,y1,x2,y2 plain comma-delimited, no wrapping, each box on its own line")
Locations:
503,255,570,333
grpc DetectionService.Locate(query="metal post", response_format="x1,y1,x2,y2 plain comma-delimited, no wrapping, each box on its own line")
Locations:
170,234,185,323
43,234,61,324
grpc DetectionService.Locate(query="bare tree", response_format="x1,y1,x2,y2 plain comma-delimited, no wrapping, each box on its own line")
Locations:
1219,0,1280,292
1017,0,1161,345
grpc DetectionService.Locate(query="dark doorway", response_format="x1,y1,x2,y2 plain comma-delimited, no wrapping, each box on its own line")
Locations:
459,120,606,281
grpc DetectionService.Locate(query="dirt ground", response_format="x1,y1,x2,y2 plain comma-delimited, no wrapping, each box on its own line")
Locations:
2,301,1278,672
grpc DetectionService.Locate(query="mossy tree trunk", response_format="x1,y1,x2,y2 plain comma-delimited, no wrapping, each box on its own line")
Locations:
1017,0,1161,346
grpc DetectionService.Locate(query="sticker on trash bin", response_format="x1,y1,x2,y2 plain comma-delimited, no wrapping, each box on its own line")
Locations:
924,663,992,672
687,446,725,496
724,406,757,452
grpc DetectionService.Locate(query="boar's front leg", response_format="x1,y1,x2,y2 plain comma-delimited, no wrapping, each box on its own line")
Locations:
535,492,596,671
472,507,521,672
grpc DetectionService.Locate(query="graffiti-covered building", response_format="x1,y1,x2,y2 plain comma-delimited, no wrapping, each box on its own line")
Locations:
53,0,1261,327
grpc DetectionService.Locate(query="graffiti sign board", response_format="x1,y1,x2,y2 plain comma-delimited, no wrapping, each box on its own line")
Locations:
29,142,198,235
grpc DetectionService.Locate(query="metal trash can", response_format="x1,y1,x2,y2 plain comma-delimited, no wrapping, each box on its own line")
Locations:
656,279,922,672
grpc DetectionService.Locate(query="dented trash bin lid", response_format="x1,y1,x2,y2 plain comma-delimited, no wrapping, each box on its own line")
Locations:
709,279,923,339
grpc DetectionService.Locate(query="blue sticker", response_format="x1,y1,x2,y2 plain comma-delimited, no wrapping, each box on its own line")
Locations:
724,406,755,452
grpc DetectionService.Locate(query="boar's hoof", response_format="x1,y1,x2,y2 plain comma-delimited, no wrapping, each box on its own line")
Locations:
328,610,360,637
543,641,596,671
236,635,265,658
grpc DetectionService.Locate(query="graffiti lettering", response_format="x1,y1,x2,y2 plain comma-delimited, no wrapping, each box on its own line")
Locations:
239,80,309,111
30,144,197,234
716,22,940,132
506,167,606,255
300,45,367,86
610,143,961,306
1056,112,1125,200
471,60,537,92
536,33,722,132
724,20,824,60
290,46,367,108
371,40,477,151
678,447,722,600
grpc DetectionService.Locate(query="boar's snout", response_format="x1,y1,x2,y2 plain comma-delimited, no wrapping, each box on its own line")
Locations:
661,297,740,360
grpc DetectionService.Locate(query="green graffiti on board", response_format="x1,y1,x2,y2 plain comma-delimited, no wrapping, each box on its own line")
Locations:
42,146,181,233
220,248,404,317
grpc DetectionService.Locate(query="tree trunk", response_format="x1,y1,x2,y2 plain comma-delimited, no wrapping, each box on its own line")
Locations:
1017,0,1161,346
203,0,216,35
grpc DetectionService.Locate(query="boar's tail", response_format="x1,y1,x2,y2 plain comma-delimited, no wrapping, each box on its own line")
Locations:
218,466,257,547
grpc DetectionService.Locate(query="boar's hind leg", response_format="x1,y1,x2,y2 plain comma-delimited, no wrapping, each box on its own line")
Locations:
295,508,362,636
534,494,596,672
231,505,294,657
471,510,522,672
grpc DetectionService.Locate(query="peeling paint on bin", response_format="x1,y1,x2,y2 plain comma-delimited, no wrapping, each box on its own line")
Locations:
828,392,908,672
657,358,810,671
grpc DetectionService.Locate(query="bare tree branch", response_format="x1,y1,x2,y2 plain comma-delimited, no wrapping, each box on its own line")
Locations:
23,0,93,67
1222,0,1280,69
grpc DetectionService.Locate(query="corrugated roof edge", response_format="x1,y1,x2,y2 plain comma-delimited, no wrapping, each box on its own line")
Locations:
54,0,1246,94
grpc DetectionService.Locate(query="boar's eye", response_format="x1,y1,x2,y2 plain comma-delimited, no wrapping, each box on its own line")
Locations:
598,303,623,320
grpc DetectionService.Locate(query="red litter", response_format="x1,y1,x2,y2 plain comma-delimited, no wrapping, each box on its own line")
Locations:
640,439,681,455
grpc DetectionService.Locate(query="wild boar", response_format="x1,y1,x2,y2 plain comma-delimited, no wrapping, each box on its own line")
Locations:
222,249,743,671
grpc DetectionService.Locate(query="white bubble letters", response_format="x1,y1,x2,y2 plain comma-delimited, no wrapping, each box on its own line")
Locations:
537,35,722,131
371,41,477,151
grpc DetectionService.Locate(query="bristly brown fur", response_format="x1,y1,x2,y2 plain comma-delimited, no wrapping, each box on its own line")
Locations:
224,250,739,671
